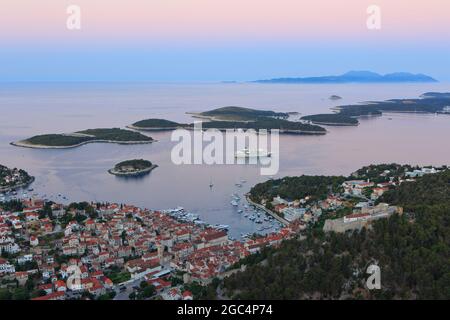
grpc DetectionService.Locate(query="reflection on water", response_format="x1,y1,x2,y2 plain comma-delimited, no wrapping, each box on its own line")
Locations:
0,82,449,237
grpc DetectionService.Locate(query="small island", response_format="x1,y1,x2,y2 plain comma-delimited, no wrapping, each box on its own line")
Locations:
11,128,154,149
301,114,359,126
187,106,289,122
127,119,184,131
336,92,450,115
108,159,158,177
131,107,327,135
0,164,34,192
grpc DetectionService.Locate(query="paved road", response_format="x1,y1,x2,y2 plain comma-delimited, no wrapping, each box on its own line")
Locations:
113,278,142,300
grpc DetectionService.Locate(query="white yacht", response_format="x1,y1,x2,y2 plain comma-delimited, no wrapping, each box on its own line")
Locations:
235,148,271,158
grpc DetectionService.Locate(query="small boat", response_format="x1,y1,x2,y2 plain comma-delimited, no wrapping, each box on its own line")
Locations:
230,200,239,206
214,224,229,230
235,183,242,188
237,209,243,214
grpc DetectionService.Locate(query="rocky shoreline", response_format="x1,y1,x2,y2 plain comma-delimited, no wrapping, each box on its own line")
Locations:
307,121,359,127
10,139,155,149
126,125,180,131
108,164,158,177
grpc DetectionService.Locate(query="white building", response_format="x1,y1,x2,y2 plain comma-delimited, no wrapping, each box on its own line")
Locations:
405,167,439,178
272,196,289,206
0,258,15,274
281,207,306,222
17,254,33,265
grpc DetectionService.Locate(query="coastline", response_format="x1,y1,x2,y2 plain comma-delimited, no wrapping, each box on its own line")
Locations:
108,164,158,177
10,139,155,150
0,176,35,193
126,124,181,131
185,112,252,123
307,121,359,127
245,194,290,226
128,124,326,135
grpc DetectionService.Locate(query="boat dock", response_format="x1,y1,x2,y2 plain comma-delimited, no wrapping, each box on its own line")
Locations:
245,194,290,226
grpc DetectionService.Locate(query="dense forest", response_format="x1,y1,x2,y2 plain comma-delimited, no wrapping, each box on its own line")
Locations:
249,175,346,205
22,128,153,147
114,159,153,171
213,169,450,300
301,114,359,126
198,118,326,133
131,118,326,133
131,118,183,129
199,106,289,121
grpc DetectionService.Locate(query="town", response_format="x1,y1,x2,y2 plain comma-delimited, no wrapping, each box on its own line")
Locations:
0,198,301,300
0,164,444,300
250,165,444,233
0,165,34,195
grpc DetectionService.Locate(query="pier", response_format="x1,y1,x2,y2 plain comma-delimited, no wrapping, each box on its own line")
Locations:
245,194,290,226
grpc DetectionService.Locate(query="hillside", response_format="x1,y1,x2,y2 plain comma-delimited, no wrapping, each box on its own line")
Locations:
216,169,450,300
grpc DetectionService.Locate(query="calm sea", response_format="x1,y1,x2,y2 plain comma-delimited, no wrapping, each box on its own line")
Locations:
0,82,449,237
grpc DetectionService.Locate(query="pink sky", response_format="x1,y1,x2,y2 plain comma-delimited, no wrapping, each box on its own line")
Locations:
1,0,449,44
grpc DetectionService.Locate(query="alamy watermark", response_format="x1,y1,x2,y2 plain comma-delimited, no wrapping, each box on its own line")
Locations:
366,264,381,290
66,5,81,30
170,122,279,176
66,265,82,290
367,5,382,30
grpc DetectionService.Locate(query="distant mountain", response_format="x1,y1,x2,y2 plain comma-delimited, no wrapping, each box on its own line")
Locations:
253,71,438,84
